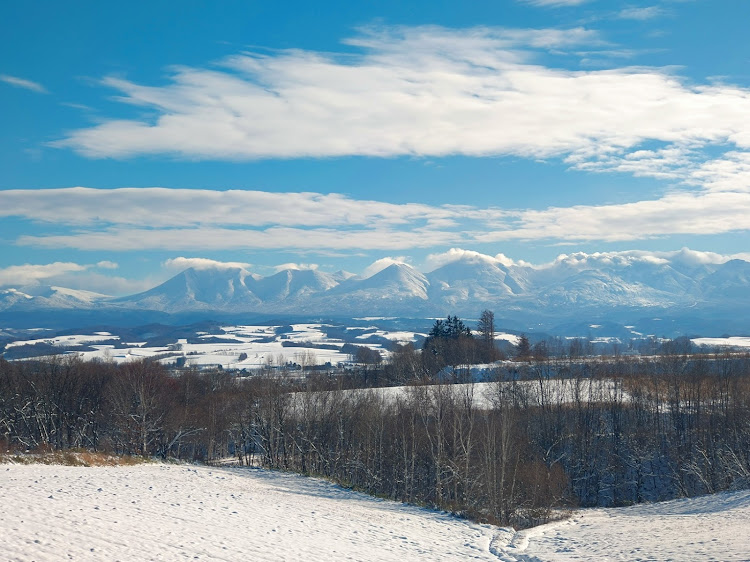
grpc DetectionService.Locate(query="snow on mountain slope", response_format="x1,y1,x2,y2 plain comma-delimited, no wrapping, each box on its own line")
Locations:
700,259,750,302
252,268,339,302
331,269,356,282
42,286,110,302
535,269,682,309
298,263,431,316
0,288,34,310
5,251,750,324
334,263,430,300
427,253,526,305
0,286,109,311
116,266,261,312
3,462,749,561
528,252,692,291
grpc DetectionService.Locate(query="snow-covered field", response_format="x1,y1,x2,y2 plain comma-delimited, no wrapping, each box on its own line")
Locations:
507,490,750,561
1,462,500,561
4,332,119,350
692,336,750,349
2,323,424,369
2,462,749,562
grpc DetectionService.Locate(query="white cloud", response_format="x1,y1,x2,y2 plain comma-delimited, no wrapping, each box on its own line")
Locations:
2,187,485,252
663,247,745,267
549,250,670,268
494,253,526,267
18,225,462,252
540,247,746,269
49,25,750,201
425,248,501,270
0,74,47,93
0,261,154,295
0,187,467,228
271,263,319,273
361,257,410,279
58,25,704,164
0,260,162,296
50,272,155,296
690,151,750,193
0,262,88,287
164,257,251,271
425,248,532,270
478,190,750,242
419,247,745,273
618,6,665,20
8,183,750,250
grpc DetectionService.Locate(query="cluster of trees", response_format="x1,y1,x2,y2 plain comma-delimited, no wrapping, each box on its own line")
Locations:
0,357,241,459
421,312,504,376
242,376,569,526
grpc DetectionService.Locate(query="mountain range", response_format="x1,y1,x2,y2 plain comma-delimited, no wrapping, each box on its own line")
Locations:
3,250,750,335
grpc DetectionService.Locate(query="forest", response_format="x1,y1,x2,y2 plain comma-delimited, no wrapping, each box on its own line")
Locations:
1,315,750,528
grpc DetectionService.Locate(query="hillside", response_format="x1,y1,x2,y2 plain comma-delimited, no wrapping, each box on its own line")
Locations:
2,462,749,561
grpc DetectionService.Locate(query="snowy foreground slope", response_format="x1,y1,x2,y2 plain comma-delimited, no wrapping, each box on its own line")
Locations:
2,463,750,561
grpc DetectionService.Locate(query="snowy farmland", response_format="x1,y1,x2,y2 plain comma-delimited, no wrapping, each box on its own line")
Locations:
691,336,750,349
0,323,427,369
2,462,749,561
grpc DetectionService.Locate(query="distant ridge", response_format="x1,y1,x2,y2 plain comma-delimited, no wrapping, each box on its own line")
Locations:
4,251,750,334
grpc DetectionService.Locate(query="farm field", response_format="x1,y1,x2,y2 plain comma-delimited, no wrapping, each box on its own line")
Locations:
0,323,431,368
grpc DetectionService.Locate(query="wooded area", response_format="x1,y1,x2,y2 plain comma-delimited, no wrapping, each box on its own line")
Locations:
2,342,749,528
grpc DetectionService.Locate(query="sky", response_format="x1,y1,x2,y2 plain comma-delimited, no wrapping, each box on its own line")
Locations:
2,0,750,295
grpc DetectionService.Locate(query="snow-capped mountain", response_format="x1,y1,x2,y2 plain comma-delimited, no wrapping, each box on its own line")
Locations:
310,263,431,315
5,250,750,332
0,286,109,312
699,259,750,302
534,269,682,309
252,269,339,302
342,263,430,300
115,267,261,312
427,253,527,306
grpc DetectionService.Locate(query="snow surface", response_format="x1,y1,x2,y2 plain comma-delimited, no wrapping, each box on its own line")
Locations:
692,336,750,349
5,324,405,368
503,490,750,561
2,462,749,561
353,328,426,342
0,463,500,561
495,332,520,345
5,333,120,349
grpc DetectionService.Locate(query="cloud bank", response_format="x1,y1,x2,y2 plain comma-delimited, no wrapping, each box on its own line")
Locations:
51,25,750,185
0,261,151,295
0,262,89,286
4,186,750,252
164,257,252,271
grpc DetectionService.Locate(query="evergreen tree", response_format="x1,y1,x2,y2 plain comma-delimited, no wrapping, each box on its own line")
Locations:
422,316,476,376
516,333,531,361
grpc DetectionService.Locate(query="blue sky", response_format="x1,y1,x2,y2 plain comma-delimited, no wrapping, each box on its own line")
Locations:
2,0,750,295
